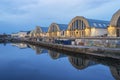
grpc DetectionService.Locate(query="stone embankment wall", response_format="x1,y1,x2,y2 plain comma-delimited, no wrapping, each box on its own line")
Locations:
23,40,120,59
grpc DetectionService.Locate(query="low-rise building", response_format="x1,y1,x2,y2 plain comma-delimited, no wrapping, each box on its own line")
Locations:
11,31,28,38
67,16,109,38
29,26,48,38
48,23,68,38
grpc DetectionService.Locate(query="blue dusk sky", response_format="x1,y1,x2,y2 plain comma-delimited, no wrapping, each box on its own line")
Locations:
0,0,120,33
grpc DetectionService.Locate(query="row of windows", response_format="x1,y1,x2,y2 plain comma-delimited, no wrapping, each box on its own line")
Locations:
70,20,86,30
49,21,108,32
93,23,107,27
69,19,108,29
70,31,85,36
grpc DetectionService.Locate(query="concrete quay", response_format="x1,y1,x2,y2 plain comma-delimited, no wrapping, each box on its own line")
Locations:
23,40,120,60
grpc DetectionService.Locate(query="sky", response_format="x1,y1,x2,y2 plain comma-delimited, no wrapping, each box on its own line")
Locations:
0,0,120,33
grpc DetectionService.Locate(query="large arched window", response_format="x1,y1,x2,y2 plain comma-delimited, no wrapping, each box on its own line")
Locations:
49,24,59,32
67,16,90,37
70,20,86,30
117,16,120,27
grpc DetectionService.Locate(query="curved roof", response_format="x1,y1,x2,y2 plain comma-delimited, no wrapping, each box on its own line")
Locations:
87,18,109,28
35,26,42,33
57,24,68,31
68,16,90,29
30,30,35,34
68,16,109,29
48,23,68,32
110,9,120,26
41,27,49,32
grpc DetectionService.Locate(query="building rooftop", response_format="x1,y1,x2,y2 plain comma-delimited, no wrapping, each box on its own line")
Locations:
57,24,68,31
41,27,49,32
87,18,110,28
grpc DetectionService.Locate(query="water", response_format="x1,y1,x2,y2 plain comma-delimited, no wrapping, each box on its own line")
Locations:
0,43,119,80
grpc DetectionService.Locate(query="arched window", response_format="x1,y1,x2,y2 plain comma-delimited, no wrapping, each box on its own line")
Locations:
117,16,120,27
76,20,79,29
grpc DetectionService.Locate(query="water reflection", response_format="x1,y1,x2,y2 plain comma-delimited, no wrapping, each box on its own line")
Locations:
68,56,97,70
28,44,44,54
0,42,7,46
5,43,120,80
68,56,120,80
48,50,66,60
110,67,120,80
11,43,28,49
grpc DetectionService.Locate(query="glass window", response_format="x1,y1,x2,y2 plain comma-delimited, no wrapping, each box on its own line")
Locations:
103,24,106,27
98,24,102,27
93,23,97,27
76,20,78,29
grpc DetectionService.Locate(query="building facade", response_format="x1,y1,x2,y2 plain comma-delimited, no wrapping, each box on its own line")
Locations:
11,31,28,38
48,23,68,38
29,26,42,38
108,9,120,37
29,26,48,38
67,16,109,38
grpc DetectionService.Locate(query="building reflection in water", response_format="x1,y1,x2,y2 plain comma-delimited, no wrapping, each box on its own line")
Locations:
68,56,97,70
48,50,66,60
28,44,48,54
11,43,28,49
0,42,7,46
10,43,120,80
110,66,120,80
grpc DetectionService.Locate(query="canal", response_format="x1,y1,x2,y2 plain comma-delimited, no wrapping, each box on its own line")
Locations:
0,43,119,80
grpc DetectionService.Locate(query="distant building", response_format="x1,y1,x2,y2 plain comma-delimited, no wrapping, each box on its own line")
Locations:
29,26,42,38
48,23,68,38
11,31,28,38
11,33,19,38
108,9,120,37
67,16,109,38
29,26,48,38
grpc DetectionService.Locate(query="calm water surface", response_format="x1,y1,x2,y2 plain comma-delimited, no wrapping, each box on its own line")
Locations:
0,43,119,80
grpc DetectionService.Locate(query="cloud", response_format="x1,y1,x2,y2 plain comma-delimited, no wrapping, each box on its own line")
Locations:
0,0,111,16
0,0,120,33
80,0,120,20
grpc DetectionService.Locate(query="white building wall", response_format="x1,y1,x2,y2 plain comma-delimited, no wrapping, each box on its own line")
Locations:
18,32,27,38
11,33,19,37
91,28,107,37
11,32,28,38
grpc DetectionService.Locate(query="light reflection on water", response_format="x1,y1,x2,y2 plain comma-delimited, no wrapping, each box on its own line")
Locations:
0,43,119,80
